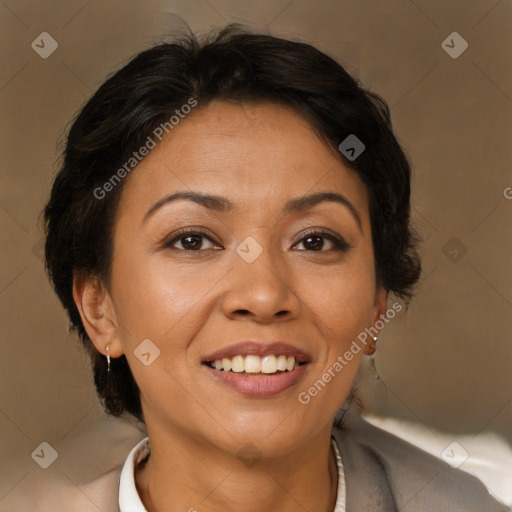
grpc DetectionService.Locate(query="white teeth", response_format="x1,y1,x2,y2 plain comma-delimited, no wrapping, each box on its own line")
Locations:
231,355,245,373
244,355,261,373
209,354,302,373
261,355,277,374
276,355,288,371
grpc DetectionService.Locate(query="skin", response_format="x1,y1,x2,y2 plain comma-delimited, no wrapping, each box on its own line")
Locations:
73,100,387,512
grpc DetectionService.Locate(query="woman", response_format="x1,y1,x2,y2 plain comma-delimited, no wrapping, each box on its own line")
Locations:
43,25,507,511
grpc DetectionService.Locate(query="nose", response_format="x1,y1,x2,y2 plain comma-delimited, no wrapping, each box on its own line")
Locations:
220,248,302,323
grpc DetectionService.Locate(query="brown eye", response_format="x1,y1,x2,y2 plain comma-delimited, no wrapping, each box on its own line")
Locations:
293,230,349,252
176,234,206,250
302,235,325,251
165,229,221,251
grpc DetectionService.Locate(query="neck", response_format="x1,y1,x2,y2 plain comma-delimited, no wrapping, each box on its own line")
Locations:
135,423,338,512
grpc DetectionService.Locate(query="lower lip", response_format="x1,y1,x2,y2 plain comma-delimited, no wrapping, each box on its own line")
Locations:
204,364,309,398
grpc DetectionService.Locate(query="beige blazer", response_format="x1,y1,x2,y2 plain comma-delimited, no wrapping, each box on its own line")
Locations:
333,411,508,511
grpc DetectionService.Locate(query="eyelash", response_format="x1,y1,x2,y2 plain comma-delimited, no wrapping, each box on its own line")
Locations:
164,227,220,252
164,227,350,253
292,228,350,252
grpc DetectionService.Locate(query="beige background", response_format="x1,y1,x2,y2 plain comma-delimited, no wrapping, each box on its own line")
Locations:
0,0,511,508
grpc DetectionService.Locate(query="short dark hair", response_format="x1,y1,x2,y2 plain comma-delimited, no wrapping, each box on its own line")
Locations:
43,24,421,422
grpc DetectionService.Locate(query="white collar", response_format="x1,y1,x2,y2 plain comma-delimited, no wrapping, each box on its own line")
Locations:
119,436,346,511
118,437,150,512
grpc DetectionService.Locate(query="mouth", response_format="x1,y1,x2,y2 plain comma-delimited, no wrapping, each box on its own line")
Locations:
201,342,311,397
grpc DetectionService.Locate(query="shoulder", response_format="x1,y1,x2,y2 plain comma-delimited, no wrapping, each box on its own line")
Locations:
5,413,146,512
332,411,509,512
69,419,145,512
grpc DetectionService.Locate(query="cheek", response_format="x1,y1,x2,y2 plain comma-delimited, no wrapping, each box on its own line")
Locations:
109,247,229,347
108,250,225,406
291,264,375,414
298,261,377,338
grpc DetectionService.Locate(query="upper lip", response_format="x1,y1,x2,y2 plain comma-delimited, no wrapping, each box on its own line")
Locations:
202,342,312,364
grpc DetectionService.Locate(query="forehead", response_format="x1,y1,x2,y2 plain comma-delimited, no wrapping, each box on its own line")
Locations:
117,100,369,222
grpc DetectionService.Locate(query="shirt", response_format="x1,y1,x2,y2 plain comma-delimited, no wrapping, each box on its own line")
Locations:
119,436,347,511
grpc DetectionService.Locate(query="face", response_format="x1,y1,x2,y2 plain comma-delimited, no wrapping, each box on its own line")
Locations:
80,100,386,457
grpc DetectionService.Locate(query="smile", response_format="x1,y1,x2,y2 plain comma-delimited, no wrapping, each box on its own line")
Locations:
201,342,311,397
204,354,306,374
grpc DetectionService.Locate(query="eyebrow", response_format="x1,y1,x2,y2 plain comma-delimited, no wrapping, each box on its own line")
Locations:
284,191,362,230
143,191,234,224
143,190,362,230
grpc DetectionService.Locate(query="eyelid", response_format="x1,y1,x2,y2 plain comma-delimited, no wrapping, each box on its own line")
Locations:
163,227,223,249
291,227,351,251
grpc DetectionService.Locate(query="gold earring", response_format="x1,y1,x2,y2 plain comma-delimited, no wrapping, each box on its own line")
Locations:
106,345,111,372
370,337,380,379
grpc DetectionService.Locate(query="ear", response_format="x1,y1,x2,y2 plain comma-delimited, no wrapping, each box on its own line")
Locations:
364,285,388,355
72,272,124,359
